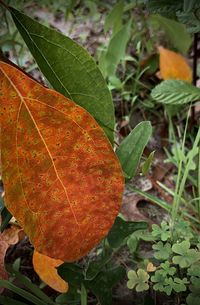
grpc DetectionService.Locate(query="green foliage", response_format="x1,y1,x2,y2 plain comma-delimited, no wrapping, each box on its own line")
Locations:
107,216,147,248
151,221,171,241
149,14,192,54
172,240,200,268
58,262,125,305
104,1,124,35
127,269,149,292
151,273,188,295
152,242,172,260
10,7,115,143
141,150,155,176
146,0,200,33
151,80,200,105
0,199,12,232
127,219,200,302
104,20,132,77
116,121,152,181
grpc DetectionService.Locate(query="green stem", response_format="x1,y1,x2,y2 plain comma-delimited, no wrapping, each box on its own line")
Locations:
81,283,87,305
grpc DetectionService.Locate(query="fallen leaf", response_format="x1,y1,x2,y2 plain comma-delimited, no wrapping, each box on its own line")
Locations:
147,262,156,272
0,218,22,291
0,61,124,262
158,46,192,82
33,250,68,293
0,238,9,287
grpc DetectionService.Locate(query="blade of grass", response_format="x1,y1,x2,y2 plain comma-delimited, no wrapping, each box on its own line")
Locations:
10,268,55,304
0,280,47,305
129,185,200,224
0,296,28,305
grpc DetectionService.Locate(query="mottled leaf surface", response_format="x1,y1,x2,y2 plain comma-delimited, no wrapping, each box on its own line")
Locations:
0,61,124,262
10,7,114,143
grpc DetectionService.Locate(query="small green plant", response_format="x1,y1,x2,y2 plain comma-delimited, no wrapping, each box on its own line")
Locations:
127,218,200,304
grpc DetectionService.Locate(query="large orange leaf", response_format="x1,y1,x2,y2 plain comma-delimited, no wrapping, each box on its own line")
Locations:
159,46,192,82
0,61,124,262
33,250,68,293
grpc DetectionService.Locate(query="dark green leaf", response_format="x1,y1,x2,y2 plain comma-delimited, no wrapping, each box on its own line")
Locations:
107,216,148,248
85,252,112,280
55,286,80,304
116,121,152,181
10,7,114,143
86,266,125,305
1,206,12,232
58,263,84,287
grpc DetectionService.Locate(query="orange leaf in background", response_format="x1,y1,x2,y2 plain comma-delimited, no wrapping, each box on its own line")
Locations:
0,219,22,291
33,250,68,293
158,46,192,82
0,61,124,262
0,238,9,286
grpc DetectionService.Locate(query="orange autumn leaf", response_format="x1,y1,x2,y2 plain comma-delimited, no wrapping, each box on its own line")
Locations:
158,46,192,82
0,61,124,262
33,250,68,293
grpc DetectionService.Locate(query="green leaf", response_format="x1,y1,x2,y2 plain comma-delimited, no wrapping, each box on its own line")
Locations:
153,241,172,260
116,121,152,181
188,264,200,277
127,234,138,253
107,216,147,248
149,14,192,54
172,277,188,292
86,266,125,305
183,0,196,12
55,286,80,304
152,221,171,241
172,240,200,268
151,80,200,105
151,271,166,292
0,205,12,232
104,1,124,34
146,0,182,18
160,261,176,276
187,293,200,305
58,263,84,287
105,20,132,77
127,269,149,292
85,253,112,280
142,150,155,176
10,7,114,143
177,7,200,34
